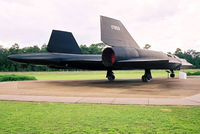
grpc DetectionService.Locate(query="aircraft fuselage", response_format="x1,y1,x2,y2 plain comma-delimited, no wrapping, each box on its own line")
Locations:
8,47,181,70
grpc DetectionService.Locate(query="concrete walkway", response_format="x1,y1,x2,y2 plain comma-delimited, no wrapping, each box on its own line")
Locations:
0,94,200,105
1,77,200,105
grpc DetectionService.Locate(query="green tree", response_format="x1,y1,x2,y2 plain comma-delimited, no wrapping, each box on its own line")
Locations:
80,45,89,54
41,44,47,52
9,43,19,54
175,48,182,54
174,48,200,68
80,43,105,54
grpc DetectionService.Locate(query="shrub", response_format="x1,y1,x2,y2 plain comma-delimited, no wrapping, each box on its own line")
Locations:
0,74,37,82
187,71,200,76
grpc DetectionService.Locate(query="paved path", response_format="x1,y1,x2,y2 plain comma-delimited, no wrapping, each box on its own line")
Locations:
0,94,200,105
0,77,200,105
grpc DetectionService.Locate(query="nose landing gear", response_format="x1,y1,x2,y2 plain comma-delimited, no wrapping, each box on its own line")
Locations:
170,70,175,78
142,69,152,82
106,69,115,81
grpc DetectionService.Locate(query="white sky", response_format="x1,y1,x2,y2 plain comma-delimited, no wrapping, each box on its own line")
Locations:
0,0,200,53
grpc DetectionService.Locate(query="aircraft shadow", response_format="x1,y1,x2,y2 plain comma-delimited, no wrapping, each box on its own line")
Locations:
45,78,177,90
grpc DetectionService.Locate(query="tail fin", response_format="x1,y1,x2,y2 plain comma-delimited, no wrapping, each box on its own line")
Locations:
47,30,82,54
100,16,140,48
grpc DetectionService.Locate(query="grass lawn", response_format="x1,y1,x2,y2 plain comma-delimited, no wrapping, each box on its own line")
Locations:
0,101,199,133
0,70,183,80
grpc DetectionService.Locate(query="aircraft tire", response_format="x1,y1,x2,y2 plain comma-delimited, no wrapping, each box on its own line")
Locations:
107,75,115,81
170,73,175,78
147,75,152,80
142,75,148,82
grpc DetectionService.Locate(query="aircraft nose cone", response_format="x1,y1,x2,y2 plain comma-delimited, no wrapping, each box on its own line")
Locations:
7,55,21,62
7,55,15,60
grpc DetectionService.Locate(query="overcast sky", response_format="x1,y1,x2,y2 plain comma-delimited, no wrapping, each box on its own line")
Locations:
0,0,200,53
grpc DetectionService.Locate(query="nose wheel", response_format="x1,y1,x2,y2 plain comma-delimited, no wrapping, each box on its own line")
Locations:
170,70,175,78
106,70,115,81
142,69,152,82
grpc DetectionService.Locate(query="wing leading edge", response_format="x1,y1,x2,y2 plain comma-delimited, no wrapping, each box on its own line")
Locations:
8,53,102,65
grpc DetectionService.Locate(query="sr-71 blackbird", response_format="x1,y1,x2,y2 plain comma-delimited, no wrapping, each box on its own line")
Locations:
8,16,192,81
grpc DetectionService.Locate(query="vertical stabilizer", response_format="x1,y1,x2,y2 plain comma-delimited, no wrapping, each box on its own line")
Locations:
100,16,140,48
47,30,82,54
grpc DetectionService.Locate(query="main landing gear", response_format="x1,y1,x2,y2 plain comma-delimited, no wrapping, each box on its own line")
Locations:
106,69,115,81
170,70,175,78
142,69,152,82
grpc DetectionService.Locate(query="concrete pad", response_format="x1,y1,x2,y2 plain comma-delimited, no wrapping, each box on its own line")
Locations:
0,95,82,103
77,97,114,104
149,98,200,106
0,95,200,106
113,98,148,105
0,76,200,105
186,94,200,103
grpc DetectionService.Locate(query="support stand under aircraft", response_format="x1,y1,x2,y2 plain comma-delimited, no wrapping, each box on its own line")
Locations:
8,16,192,82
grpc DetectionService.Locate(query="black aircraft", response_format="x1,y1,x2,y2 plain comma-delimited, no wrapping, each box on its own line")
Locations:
8,16,191,82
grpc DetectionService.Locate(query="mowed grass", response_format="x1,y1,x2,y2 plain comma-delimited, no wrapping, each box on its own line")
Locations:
0,101,199,133
0,70,182,80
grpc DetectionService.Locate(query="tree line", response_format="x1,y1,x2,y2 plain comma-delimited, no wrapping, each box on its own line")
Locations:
0,43,199,72
173,48,200,68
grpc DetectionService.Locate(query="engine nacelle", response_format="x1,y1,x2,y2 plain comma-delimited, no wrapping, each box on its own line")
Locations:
102,48,115,67
102,47,139,67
